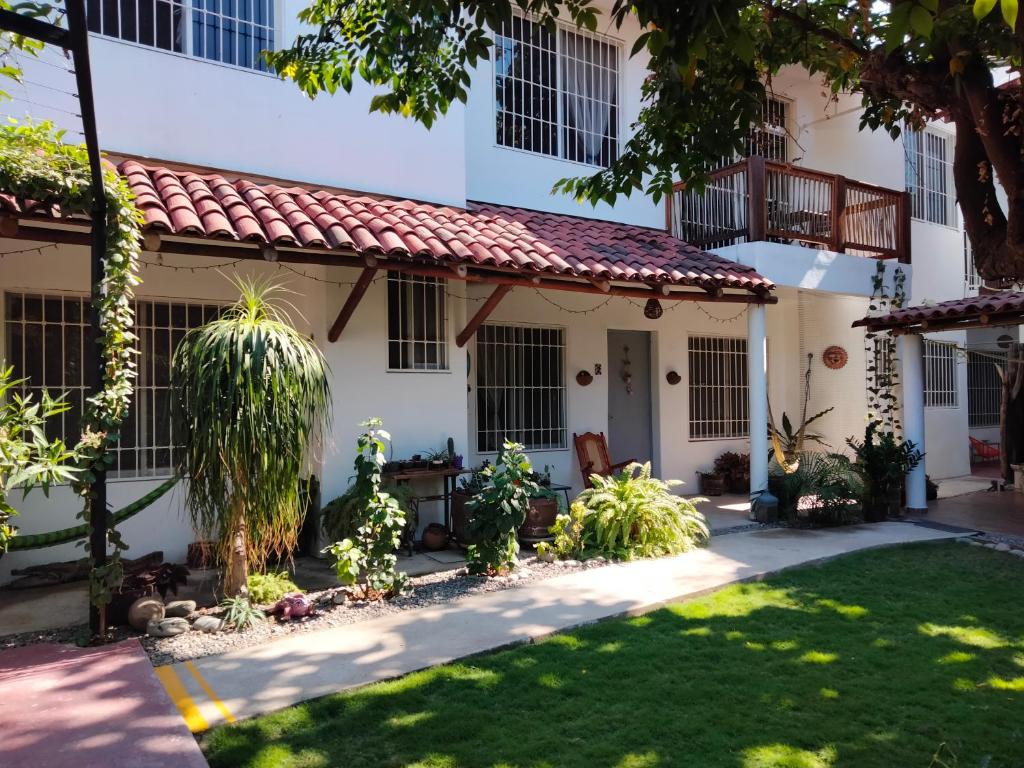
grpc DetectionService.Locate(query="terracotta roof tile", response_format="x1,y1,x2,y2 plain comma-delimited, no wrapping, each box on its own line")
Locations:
27,161,775,294
854,293,1024,330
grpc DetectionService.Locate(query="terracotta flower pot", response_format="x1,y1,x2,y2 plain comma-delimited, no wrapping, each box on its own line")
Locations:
699,473,724,496
422,523,449,551
519,497,559,541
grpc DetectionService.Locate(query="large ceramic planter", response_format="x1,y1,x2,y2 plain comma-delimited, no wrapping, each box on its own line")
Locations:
450,491,477,547
864,483,902,522
519,497,559,542
699,473,724,497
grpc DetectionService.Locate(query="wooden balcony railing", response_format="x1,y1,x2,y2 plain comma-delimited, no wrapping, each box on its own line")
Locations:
666,156,911,263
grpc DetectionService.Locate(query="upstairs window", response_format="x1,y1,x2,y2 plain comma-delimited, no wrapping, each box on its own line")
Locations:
494,15,620,168
746,97,789,163
905,128,953,226
87,0,275,71
923,339,959,408
387,274,449,371
964,231,983,294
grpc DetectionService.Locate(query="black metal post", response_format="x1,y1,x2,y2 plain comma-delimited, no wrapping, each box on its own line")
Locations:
65,0,109,636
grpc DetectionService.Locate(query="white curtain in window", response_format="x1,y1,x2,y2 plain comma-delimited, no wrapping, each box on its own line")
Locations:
561,33,616,165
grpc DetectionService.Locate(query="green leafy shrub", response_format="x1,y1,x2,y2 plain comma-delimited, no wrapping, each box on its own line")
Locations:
466,442,539,575
769,452,864,526
846,421,924,520
545,501,591,560
247,571,300,605
322,419,408,599
575,462,709,560
219,596,265,632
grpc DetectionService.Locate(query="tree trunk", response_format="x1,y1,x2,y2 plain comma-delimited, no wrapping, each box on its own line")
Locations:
223,516,249,598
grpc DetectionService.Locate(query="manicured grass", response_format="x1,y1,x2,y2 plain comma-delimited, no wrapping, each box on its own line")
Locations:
203,542,1024,768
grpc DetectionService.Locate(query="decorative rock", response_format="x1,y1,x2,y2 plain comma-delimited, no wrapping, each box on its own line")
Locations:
192,615,224,633
146,617,189,638
164,600,197,618
537,550,556,563
995,542,1011,552
1011,549,1024,558
268,593,315,620
332,591,348,605
563,559,581,568
128,596,164,631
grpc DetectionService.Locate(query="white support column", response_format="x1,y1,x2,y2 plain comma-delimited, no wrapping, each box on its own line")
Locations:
899,333,928,512
748,303,768,498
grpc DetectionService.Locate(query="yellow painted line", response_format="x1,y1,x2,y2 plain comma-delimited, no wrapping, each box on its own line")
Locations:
185,660,236,725
155,664,209,733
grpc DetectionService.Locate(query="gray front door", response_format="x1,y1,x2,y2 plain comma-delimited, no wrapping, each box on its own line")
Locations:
607,330,653,466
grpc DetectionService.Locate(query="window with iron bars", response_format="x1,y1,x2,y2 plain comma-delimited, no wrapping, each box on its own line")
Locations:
475,324,566,452
923,339,959,408
493,14,620,168
86,0,276,71
745,97,789,162
905,127,954,226
3,292,222,479
386,273,449,371
963,231,983,294
688,336,749,440
967,349,1005,428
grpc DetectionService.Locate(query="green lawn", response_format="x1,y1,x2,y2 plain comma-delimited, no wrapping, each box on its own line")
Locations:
203,542,1024,768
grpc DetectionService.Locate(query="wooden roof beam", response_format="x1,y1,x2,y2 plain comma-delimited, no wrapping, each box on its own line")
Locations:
457,285,513,348
327,266,377,342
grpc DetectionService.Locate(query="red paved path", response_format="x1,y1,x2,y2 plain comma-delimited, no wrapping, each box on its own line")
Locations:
0,639,207,768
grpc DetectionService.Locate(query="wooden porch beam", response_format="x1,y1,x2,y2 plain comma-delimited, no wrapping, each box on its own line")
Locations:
457,284,513,348
327,266,377,342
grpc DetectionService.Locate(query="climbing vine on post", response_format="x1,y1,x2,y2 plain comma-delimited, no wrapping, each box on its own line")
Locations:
0,121,142,616
863,261,907,435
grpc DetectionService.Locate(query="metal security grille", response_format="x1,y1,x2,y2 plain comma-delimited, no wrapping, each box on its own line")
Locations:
4,292,221,479
494,15,620,168
967,349,1005,428
746,97,789,162
387,273,448,371
923,340,959,408
964,232,982,294
86,0,275,71
476,324,566,452
688,336,749,440
905,128,953,226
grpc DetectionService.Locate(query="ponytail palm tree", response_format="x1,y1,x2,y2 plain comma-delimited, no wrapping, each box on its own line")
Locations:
172,277,330,596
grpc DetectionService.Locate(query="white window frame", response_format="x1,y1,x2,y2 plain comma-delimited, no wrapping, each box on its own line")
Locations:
87,0,279,74
963,230,983,294
747,96,790,163
923,339,960,409
905,126,955,227
966,348,1005,428
474,323,567,453
2,290,221,481
386,273,450,372
492,13,623,169
688,335,750,441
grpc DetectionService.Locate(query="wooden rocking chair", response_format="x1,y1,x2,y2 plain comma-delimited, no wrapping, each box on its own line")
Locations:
573,432,635,489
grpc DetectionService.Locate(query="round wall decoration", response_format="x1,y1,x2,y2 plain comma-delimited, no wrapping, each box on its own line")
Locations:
822,345,848,370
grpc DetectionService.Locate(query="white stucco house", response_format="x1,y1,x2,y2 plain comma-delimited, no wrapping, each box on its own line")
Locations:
0,2,991,582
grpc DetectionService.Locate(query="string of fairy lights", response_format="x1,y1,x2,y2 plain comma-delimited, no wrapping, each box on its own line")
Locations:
3,247,752,323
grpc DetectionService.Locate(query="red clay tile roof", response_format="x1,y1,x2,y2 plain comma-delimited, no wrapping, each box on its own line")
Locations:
2,161,773,294
853,292,1024,332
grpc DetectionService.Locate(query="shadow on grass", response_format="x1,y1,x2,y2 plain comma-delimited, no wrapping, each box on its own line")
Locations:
202,543,1024,768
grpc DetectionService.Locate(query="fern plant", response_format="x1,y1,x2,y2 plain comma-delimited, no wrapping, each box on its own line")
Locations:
576,462,709,560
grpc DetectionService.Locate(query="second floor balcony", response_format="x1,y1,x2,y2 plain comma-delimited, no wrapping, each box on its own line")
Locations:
667,156,911,264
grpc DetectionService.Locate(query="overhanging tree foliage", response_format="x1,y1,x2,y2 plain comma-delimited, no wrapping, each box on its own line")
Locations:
268,0,1023,281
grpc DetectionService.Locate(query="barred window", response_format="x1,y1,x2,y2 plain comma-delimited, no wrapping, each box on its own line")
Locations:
746,97,789,162
967,349,1005,428
476,324,566,452
923,340,959,408
688,336,749,440
494,15,620,168
4,292,221,479
905,128,953,226
387,274,448,371
87,0,275,71
964,231,982,294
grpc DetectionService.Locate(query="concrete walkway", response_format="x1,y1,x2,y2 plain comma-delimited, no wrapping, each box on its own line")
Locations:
158,521,965,732
0,639,208,768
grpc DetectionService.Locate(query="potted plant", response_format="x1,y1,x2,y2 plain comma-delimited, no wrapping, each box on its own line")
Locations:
519,485,560,542
698,470,724,496
451,465,489,545
714,451,750,494
846,422,924,522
